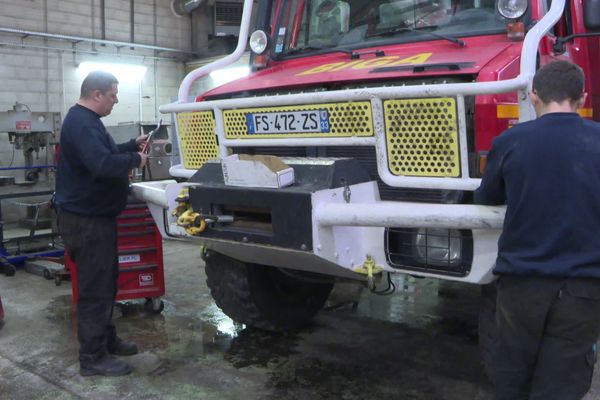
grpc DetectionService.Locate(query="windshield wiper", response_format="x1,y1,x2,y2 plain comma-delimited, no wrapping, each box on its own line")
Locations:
283,46,354,57
368,26,465,47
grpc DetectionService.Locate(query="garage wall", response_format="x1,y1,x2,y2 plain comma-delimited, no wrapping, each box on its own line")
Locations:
0,0,194,168
0,0,194,223
0,0,191,124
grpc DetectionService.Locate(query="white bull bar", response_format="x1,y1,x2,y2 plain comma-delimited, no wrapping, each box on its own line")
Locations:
315,202,505,229
158,0,565,193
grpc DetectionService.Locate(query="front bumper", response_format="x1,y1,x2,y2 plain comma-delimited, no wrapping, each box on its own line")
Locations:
132,159,504,284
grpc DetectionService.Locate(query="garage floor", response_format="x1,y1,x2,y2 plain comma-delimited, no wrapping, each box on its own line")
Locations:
1,240,599,400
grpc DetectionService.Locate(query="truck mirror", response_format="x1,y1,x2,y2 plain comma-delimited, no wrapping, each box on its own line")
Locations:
585,0,600,30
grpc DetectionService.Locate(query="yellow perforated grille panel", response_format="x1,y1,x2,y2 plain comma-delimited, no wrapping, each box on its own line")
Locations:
177,111,220,169
223,102,373,138
384,98,460,177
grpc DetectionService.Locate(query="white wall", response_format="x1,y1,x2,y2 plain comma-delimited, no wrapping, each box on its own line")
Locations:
0,0,191,123
0,0,193,223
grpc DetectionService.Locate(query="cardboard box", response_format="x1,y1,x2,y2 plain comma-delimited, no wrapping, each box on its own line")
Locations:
221,154,295,188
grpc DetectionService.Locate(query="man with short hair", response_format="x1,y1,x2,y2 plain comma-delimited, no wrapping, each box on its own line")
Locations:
56,71,148,377
475,60,600,400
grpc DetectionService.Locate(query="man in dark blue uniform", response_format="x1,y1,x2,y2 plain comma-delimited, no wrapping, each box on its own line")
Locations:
56,71,148,377
475,61,600,399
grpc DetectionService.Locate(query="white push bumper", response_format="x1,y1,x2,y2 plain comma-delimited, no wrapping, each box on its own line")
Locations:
315,202,504,229
133,179,504,284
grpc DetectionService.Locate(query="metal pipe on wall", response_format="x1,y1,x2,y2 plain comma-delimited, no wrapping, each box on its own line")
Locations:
0,27,194,54
170,0,206,16
0,41,179,61
154,0,159,120
101,0,106,40
130,0,135,46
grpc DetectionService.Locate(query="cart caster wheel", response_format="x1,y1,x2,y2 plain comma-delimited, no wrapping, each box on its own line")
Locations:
54,274,62,286
144,298,164,314
2,264,16,277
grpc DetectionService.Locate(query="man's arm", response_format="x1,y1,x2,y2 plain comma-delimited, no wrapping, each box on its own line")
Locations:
474,137,507,205
75,126,140,178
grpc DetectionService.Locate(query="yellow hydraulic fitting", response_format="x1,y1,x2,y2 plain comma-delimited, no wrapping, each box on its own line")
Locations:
175,205,206,236
354,255,383,290
172,188,190,217
186,218,206,235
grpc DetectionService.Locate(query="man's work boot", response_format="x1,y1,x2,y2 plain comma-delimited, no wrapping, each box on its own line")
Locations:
108,337,139,356
80,354,132,377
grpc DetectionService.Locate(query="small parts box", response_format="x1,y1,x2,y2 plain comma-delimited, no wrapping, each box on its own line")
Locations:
66,199,165,313
221,154,295,188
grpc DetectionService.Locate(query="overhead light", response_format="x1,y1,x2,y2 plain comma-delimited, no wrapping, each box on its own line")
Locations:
78,61,148,83
209,65,251,86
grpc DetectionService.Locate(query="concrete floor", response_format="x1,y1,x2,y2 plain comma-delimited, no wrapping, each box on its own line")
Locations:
1,240,600,399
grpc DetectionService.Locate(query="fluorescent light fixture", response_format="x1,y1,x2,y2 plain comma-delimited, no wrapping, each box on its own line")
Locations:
209,65,250,86
78,61,147,83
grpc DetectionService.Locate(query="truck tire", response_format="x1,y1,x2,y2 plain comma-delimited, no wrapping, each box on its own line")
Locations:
479,282,497,383
205,252,334,331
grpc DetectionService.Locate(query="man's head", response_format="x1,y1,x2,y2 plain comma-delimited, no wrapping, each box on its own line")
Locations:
79,71,119,117
530,61,586,115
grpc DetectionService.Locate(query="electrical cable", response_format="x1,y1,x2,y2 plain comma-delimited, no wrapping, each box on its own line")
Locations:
8,142,15,168
370,272,396,295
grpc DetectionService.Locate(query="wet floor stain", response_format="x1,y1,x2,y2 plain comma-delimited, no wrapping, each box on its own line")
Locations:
23,263,493,399
225,328,299,368
44,295,76,324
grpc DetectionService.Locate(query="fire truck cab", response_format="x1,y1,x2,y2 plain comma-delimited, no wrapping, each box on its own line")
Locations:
133,0,600,335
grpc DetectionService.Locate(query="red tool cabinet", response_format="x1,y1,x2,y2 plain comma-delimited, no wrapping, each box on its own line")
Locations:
66,198,165,313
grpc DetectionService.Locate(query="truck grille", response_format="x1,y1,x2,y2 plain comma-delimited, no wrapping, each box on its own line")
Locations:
176,77,474,181
384,98,460,177
177,111,220,169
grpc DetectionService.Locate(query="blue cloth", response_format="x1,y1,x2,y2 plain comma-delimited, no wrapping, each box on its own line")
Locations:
55,104,140,217
475,112,600,278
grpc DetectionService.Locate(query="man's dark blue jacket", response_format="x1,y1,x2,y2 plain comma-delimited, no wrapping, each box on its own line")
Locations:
475,112,600,278
56,104,141,217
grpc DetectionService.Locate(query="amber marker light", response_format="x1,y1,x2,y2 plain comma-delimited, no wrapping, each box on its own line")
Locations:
253,54,269,69
507,21,525,41
478,153,488,176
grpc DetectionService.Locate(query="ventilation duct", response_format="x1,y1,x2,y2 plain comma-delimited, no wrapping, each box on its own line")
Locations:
171,0,206,17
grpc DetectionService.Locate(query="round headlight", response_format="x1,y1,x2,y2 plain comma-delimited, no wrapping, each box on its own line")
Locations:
497,0,528,19
250,30,269,55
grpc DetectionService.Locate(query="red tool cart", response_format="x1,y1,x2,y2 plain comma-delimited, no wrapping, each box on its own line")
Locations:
66,197,165,313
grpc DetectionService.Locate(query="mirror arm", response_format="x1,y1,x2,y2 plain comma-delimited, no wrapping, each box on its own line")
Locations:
553,32,600,54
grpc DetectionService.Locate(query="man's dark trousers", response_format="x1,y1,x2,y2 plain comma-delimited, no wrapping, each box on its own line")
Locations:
58,210,120,362
495,275,600,400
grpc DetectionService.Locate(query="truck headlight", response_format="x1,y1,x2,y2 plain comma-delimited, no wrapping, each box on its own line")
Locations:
497,0,528,19
413,228,462,267
250,30,269,54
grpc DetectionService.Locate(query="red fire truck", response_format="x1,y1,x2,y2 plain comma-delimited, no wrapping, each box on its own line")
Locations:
134,0,600,357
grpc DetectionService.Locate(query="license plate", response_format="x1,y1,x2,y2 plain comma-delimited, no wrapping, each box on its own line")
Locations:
246,110,330,134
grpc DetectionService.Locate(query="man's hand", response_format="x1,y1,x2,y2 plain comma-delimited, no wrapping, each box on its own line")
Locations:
135,134,149,151
138,152,148,169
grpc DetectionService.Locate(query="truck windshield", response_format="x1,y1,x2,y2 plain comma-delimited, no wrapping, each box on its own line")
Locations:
273,0,522,56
